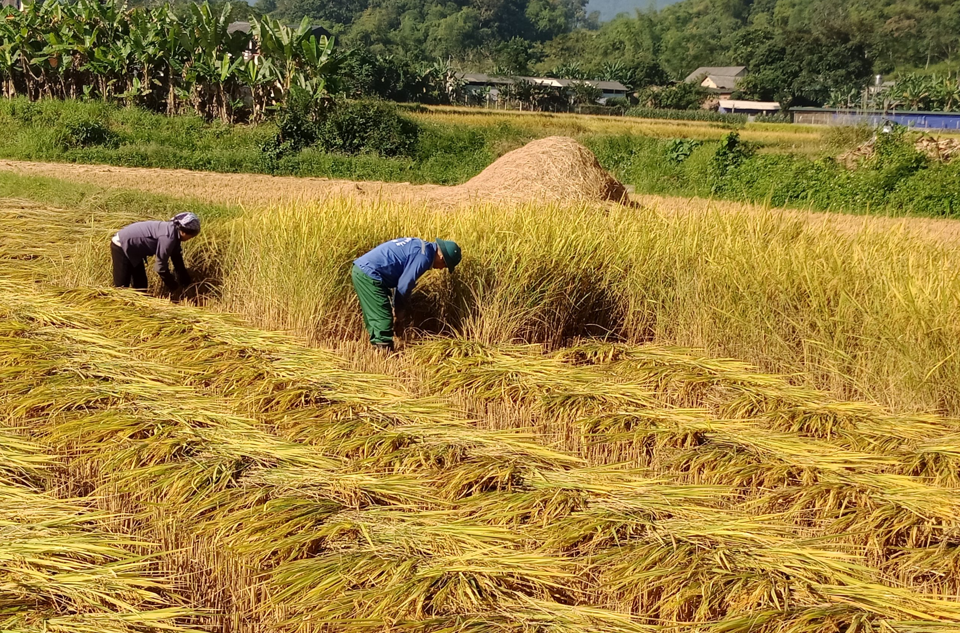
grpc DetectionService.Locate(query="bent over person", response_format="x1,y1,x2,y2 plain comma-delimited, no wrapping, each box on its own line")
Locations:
111,212,201,295
352,237,462,352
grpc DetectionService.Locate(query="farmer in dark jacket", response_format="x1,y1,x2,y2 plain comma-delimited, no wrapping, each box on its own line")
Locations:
111,212,200,295
352,237,462,351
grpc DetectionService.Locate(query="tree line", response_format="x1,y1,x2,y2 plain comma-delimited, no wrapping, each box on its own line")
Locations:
3,0,958,115
245,0,960,108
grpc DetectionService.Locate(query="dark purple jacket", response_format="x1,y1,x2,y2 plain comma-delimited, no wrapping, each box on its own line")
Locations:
116,221,191,291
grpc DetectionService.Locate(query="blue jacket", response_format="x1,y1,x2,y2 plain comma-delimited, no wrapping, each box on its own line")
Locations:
354,238,436,310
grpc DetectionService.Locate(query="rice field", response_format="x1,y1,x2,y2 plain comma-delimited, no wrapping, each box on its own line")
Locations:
2,163,960,631
412,106,826,151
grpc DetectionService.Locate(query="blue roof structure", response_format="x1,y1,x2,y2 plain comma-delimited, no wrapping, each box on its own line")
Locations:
792,108,960,131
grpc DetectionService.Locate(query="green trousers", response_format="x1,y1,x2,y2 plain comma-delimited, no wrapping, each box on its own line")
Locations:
351,265,394,346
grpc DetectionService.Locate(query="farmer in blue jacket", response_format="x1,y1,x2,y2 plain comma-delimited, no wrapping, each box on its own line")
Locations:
353,237,462,351
111,212,200,296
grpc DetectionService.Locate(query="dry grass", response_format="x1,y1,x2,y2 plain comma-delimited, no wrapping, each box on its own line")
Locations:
0,430,196,633
412,106,826,150
2,161,960,630
0,279,959,632
6,158,960,247
459,136,629,204
7,186,960,418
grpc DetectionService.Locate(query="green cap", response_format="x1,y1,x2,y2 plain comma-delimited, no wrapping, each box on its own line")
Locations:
435,238,462,272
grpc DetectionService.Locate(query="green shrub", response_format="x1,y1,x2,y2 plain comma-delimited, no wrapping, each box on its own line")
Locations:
625,107,747,125
604,96,633,109
709,132,755,188
3,99,42,125
889,163,960,217
635,82,708,110
666,138,703,163
54,110,117,150
315,100,420,157
259,89,319,166
869,127,927,187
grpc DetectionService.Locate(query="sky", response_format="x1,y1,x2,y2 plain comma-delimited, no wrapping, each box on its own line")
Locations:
586,0,683,21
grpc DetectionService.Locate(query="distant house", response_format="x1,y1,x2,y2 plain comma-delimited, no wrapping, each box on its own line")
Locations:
685,66,749,99
460,73,629,106
587,80,631,104
718,99,780,115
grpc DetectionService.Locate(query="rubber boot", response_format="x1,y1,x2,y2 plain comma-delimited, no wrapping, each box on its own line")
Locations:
373,341,395,353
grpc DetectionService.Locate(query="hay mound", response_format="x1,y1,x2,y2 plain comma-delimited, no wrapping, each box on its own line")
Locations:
457,136,629,205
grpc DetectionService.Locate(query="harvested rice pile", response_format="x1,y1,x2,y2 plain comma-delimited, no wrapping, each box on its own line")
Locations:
914,135,960,162
839,134,960,168
455,136,629,205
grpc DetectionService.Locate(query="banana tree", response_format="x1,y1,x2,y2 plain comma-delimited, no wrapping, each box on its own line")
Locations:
240,55,277,122
0,0,341,119
253,16,335,98
295,28,337,99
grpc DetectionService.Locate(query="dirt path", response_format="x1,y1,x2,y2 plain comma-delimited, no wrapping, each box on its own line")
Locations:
3,158,960,247
0,159,454,207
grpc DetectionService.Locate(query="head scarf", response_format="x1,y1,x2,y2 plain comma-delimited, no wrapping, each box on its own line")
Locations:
171,212,201,235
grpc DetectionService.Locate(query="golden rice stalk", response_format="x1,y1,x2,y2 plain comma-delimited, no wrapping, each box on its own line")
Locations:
0,445,196,633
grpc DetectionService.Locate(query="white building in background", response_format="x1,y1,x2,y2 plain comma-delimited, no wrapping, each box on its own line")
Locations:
718,99,780,114
684,66,749,99
460,73,629,105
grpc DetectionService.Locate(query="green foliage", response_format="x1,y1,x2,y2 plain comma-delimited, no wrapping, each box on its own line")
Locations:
634,82,708,110
54,111,119,150
260,88,320,164
625,107,747,124
315,100,420,157
883,73,960,112
230,0,960,112
709,131,754,184
0,0,336,122
604,96,631,108
821,124,874,152
887,163,960,217
665,138,702,163
733,25,873,108
262,94,420,161
869,127,927,189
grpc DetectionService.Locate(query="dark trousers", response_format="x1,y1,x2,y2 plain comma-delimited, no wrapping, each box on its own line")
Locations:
111,242,148,289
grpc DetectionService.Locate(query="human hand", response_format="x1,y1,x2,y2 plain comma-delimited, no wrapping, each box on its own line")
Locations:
394,308,409,333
